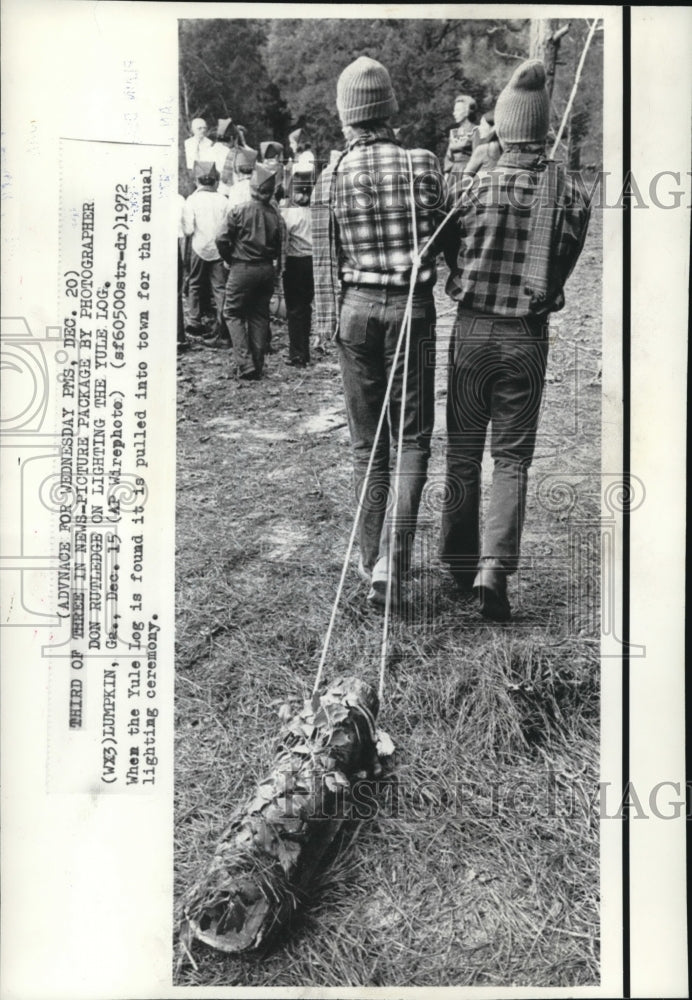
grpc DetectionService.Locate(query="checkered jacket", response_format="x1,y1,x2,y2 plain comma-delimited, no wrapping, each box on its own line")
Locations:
442,150,591,317
312,132,445,338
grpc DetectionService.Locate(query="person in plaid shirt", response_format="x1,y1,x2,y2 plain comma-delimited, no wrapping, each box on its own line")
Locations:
312,56,444,607
439,59,591,621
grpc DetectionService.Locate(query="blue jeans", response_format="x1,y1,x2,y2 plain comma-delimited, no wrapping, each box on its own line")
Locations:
336,285,436,577
440,309,549,577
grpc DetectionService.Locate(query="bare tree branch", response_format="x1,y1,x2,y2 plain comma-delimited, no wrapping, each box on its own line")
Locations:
192,52,224,87
493,45,524,61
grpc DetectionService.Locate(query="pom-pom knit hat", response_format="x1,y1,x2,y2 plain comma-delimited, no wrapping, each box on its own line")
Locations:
494,59,550,144
336,56,398,125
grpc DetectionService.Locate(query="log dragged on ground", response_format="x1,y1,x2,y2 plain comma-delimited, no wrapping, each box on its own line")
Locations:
179,675,381,960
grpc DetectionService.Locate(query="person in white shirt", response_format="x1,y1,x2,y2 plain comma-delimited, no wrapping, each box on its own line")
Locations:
182,163,229,340
184,118,215,171
281,169,314,366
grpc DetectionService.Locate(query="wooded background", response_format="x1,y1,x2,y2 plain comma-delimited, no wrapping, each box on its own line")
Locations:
179,17,603,189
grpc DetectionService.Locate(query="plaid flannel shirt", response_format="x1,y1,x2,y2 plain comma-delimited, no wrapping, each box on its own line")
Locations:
312,132,444,339
442,149,591,317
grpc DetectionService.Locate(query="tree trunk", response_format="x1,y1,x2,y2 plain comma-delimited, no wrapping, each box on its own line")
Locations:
529,19,569,99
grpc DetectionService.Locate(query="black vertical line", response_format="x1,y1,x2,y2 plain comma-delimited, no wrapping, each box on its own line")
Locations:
622,6,631,999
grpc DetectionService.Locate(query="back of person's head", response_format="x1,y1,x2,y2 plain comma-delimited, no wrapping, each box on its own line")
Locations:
235,147,258,175
261,140,284,161
250,163,277,200
288,128,312,154
494,60,549,146
211,117,234,144
193,161,219,187
336,56,398,126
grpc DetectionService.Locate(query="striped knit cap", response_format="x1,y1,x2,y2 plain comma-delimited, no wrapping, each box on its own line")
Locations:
494,59,550,144
336,56,398,125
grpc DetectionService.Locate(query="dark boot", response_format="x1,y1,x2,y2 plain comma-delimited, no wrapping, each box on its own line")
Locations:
473,559,511,622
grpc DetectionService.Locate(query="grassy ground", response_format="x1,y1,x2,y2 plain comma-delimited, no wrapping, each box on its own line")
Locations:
174,209,602,987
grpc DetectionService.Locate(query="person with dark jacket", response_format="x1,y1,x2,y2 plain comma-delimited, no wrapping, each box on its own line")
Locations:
439,60,591,621
216,164,282,380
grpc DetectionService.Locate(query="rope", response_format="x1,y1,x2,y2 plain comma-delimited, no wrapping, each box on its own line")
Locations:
312,149,422,700
550,19,600,160
314,33,600,698
311,286,418,693
377,151,419,703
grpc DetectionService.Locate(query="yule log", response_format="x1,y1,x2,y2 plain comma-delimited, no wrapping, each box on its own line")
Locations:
180,675,380,957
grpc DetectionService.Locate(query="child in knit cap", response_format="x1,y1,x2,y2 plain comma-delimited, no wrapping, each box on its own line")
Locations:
216,163,283,380
281,170,314,367
182,162,229,340
439,59,591,622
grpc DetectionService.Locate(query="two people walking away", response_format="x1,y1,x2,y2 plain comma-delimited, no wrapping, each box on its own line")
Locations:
313,55,590,621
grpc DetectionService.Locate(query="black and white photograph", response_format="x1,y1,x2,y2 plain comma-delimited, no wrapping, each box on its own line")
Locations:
173,12,604,989
0,5,689,999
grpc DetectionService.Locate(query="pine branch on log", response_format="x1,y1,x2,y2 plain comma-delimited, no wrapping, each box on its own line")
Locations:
178,676,381,963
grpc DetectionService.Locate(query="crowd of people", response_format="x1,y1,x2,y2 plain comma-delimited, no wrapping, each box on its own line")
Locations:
178,119,320,373
177,89,501,373
179,54,591,621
